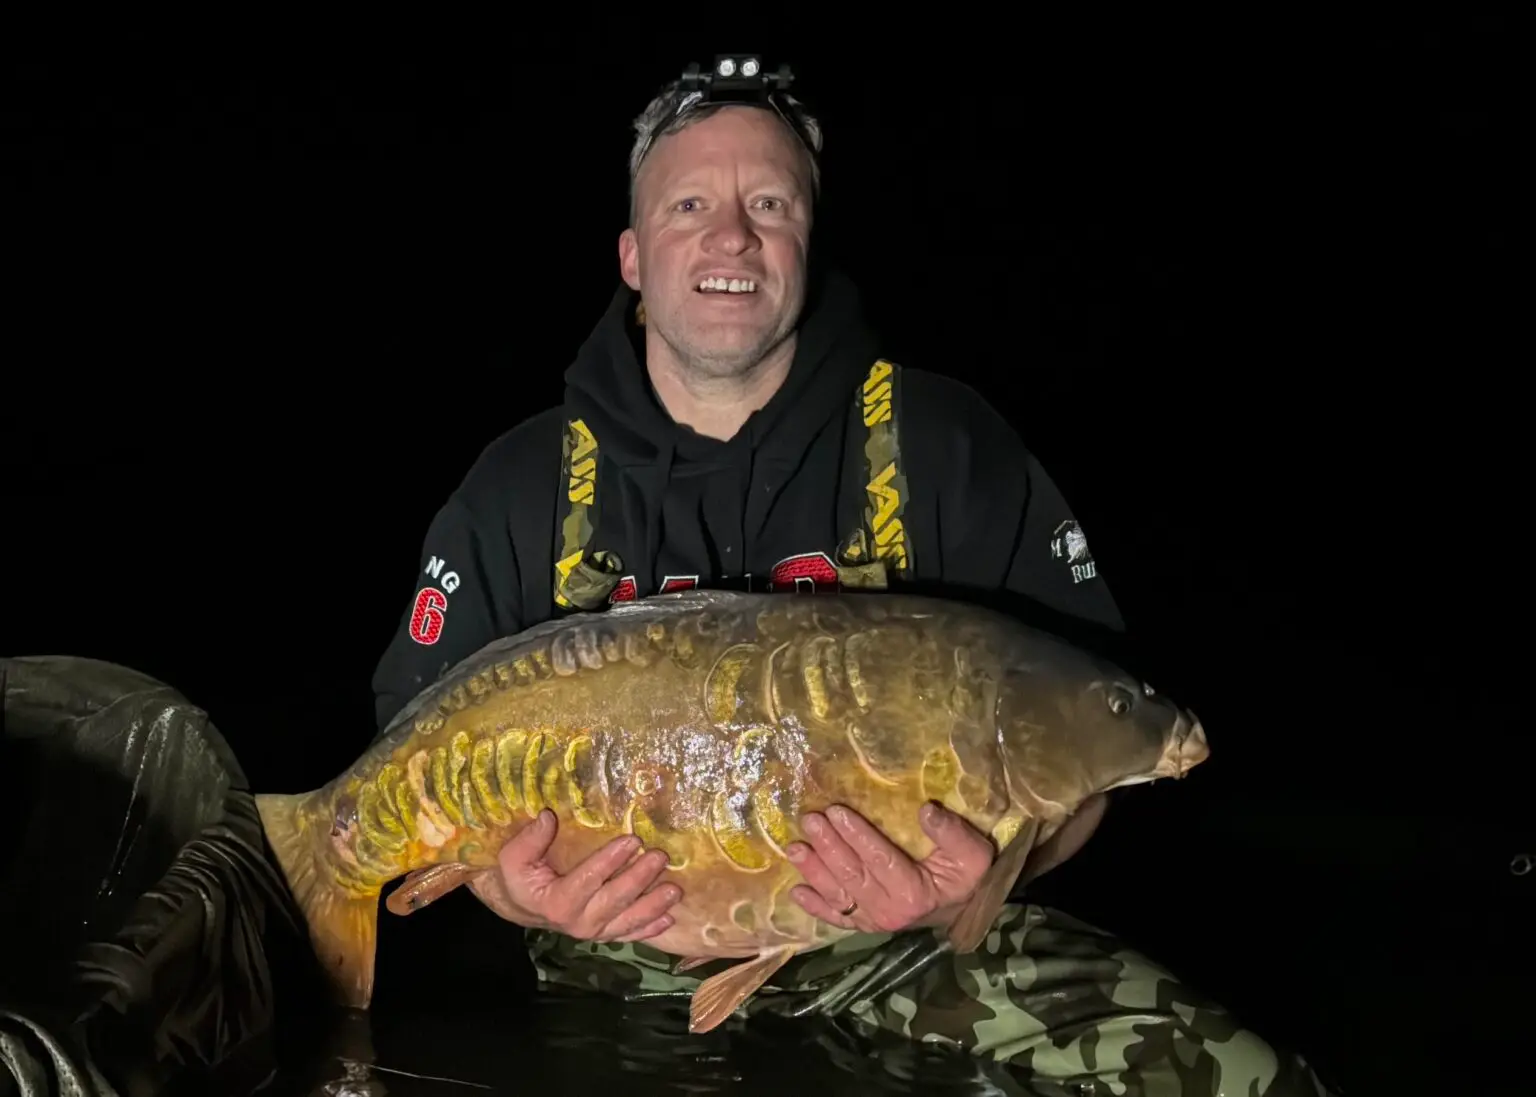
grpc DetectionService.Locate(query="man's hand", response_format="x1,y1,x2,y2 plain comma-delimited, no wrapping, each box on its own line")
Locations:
468,809,682,943
785,802,996,934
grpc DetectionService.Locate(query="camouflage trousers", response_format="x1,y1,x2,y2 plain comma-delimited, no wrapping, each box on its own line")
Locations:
526,902,1335,1097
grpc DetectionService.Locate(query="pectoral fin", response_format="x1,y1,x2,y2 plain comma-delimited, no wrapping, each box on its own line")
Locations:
688,946,796,1033
945,817,1042,955
673,955,715,974
385,863,487,916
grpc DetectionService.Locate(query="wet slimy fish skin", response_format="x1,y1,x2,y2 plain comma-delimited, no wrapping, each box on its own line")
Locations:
254,590,1209,1033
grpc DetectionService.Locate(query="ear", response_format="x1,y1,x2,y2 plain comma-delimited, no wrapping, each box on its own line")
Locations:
618,227,641,291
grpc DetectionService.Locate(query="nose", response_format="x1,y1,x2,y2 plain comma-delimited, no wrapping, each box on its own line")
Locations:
703,202,760,256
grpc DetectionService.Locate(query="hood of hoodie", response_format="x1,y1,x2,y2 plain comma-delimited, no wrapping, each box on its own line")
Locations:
559,264,882,591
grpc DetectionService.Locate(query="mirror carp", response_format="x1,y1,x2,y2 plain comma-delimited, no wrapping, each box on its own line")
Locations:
255,590,1209,1033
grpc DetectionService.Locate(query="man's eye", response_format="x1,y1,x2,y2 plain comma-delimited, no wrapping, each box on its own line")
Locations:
676,199,699,212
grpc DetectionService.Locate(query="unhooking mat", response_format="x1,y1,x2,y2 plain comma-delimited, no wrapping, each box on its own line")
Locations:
0,654,320,1096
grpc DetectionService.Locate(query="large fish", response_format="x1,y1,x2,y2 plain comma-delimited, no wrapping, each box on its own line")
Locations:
255,590,1209,1032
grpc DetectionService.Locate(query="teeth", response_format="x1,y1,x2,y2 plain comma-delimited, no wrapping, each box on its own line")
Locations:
697,277,757,294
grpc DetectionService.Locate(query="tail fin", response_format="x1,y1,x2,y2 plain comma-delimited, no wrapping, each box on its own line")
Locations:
255,792,382,1010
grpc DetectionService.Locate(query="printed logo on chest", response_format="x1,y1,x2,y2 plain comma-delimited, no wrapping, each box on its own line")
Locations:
606,551,843,602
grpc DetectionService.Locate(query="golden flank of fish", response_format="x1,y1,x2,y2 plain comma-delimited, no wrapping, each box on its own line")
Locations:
255,590,1210,1033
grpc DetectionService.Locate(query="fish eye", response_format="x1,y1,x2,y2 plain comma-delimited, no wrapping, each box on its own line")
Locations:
1107,687,1136,716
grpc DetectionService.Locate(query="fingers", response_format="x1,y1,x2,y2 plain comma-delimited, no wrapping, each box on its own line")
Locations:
498,809,558,875
823,804,926,903
784,841,851,913
579,849,680,935
785,804,999,934
599,877,682,939
785,825,858,913
560,834,651,901
919,802,995,867
786,809,892,928
787,883,858,931
917,802,996,901
800,810,883,896
804,805,897,897
490,813,685,941
613,914,676,944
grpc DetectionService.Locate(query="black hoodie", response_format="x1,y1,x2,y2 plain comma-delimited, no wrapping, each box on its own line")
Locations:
370,267,1126,734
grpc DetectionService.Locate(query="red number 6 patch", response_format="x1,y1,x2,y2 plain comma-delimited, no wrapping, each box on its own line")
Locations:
409,586,448,645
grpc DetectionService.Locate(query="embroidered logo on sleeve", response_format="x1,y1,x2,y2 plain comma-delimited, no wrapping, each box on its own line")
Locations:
1050,520,1099,585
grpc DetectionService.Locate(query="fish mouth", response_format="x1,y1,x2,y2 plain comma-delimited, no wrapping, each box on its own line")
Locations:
1156,710,1210,778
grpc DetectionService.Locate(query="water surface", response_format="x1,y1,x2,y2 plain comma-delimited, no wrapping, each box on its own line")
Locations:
279,988,1037,1096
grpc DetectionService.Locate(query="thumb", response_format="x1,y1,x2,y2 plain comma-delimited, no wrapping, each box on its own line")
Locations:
919,801,961,843
919,801,992,863
498,809,557,877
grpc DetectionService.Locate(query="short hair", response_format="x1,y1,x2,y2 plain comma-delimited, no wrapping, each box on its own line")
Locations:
626,78,825,222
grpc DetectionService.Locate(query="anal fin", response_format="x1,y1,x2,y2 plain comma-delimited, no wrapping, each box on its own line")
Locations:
385,863,487,916
688,946,795,1033
945,817,1041,955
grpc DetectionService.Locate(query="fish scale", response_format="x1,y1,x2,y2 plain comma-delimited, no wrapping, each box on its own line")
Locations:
254,589,1210,1033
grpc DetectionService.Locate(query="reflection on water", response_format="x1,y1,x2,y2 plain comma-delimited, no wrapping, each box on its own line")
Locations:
281,986,1042,1097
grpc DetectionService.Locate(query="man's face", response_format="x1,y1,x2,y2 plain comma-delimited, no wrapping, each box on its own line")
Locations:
619,106,814,380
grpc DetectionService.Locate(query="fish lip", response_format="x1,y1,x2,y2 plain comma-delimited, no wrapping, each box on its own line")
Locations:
1156,710,1210,778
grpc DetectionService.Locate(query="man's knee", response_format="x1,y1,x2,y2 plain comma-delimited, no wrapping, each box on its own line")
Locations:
892,903,1337,1096
973,1015,1334,1097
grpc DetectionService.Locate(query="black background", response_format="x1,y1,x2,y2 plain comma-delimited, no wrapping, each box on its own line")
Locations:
3,19,1524,1094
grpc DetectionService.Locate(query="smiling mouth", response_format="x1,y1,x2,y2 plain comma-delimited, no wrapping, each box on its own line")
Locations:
695,276,758,295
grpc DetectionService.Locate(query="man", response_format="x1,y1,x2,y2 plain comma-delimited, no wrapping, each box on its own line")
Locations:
370,62,1334,1096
